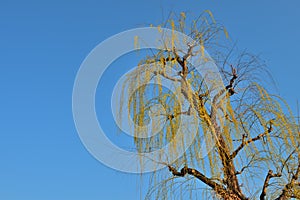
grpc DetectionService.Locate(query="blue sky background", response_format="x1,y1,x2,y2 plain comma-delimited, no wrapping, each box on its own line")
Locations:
1,0,300,199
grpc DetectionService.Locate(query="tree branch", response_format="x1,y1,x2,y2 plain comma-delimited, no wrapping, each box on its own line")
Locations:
168,165,225,194
166,107,191,121
210,65,238,122
172,47,188,79
153,70,180,82
183,43,197,60
260,170,282,200
168,165,248,200
225,65,238,96
230,124,273,159
276,161,300,200
235,154,256,175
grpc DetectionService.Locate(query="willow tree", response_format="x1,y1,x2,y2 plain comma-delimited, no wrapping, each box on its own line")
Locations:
119,12,300,199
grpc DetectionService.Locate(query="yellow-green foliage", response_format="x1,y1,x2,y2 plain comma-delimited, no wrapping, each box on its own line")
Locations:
119,11,300,200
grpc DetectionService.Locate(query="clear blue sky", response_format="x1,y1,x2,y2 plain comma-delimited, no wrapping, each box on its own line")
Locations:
1,0,300,199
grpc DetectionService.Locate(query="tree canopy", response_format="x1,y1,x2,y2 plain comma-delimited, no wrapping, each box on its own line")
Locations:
119,11,300,200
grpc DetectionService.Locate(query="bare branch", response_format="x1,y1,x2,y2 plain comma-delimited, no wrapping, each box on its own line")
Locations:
235,154,256,175
166,107,191,121
168,165,225,195
280,147,298,174
226,65,238,96
153,70,180,82
276,161,300,200
172,47,188,78
168,165,248,200
260,170,282,200
230,124,273,159
210,65,238,121
183,43,197,60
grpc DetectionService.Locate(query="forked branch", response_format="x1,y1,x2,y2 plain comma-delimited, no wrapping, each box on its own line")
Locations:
276,161,300,200
168,165,248,200
167,165,225,194
260,170,281,200
230,123,273,159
